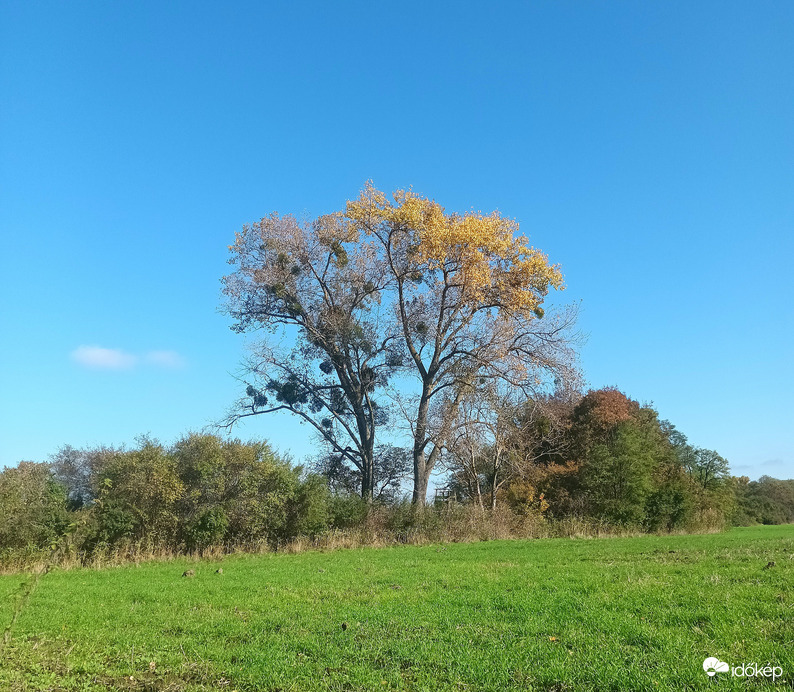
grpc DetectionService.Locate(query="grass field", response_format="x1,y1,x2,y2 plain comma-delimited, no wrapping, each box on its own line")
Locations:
1,526,792,691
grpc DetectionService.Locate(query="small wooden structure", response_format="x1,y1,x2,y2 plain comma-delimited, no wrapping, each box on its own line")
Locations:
434,487,453,503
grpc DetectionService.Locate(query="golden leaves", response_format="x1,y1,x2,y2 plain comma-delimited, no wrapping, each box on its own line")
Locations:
315,212,359,246
344,181,391,226
345,184,563,314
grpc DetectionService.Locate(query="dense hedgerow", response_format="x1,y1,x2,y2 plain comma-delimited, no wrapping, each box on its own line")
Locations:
0,418,792,571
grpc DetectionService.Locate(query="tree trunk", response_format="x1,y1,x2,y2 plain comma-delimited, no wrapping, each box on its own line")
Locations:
470,448,484,511
357,406,375,503
412,458,430,506
490,463,498,510
360,435,375,502
475,479,484,511
411,385,432,506
361,462,374,503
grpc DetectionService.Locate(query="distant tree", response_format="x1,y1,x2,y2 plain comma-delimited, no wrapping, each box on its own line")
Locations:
498,389,581,515
50,444,118,509
731,476,760,525
314,452,360,496
570,387,640,456
660,420,693,464
756,476,794,523
644,450,695,532
514,390,579,467
685,448,730,491
569,388,645,520
581,421,657,525
371,445,412,501
443,394,499,510
732,475,794,525
570,389,698,528
442,385,539,510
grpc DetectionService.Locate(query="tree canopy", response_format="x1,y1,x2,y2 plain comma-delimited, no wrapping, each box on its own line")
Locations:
224,185,579,504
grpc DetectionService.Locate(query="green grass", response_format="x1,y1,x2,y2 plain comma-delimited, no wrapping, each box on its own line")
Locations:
1,526,792,691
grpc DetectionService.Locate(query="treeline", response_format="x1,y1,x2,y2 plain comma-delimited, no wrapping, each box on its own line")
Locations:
732,475,794,525
1,387,792,569
443,387,736,531
439,385,794,532
0,435,338,563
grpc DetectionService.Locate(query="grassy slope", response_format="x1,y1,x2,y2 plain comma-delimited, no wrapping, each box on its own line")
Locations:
0,526,792,691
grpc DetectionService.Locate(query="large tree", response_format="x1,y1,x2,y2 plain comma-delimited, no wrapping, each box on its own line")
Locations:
222,212,399,501
223,186,577,505
345,185,578,504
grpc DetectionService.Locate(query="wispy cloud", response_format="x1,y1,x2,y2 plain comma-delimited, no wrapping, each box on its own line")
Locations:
145,350,186,369
762,458,783,468
72,346,187,370
71,346,137,370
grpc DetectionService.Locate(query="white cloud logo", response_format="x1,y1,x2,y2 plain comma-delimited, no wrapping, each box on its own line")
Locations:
703,657,730,676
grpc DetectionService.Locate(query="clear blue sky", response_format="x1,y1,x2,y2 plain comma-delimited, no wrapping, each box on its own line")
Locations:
1,1,792,480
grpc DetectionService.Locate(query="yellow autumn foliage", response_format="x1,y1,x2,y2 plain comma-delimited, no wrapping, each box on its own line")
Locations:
345,182,563,314
315,211,360,246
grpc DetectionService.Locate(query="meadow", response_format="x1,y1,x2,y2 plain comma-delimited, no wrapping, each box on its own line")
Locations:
1,526,791,691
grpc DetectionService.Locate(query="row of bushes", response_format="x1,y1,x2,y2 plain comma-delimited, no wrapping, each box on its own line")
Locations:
1,435,339,558
3,434,537,566
0,430,791,572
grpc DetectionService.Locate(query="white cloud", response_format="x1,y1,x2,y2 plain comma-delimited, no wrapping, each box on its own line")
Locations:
71,346,138,370
71,346,186,371
145,350,186,369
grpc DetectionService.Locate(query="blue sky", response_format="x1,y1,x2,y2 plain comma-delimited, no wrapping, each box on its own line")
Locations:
1,1,792,480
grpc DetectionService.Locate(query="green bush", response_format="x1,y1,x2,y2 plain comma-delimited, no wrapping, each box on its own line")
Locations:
0,462,69,550
287,474,332,539
328,493,370,530
88,439,183,549
88,501,139,547
184,507,229,551
644,484,693,531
